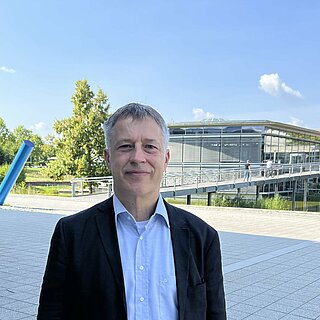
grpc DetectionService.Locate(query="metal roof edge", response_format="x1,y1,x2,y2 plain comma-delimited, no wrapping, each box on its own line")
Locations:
167,120,320,136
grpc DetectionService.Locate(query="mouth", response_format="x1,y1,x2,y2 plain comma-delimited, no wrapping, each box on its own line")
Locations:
125,170,150,176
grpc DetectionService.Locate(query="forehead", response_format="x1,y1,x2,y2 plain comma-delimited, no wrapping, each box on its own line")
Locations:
113,116,163,140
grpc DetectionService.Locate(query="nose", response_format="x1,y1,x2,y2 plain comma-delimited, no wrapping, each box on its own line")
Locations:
130,146,146,163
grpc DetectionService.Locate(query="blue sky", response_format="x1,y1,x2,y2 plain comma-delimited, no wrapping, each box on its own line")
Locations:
1,0,320,137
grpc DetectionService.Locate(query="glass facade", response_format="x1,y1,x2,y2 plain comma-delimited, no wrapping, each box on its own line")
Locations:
202,138,221,163
167,122,320,173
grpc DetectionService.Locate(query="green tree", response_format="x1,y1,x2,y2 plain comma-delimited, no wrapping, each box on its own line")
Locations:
47,79,110,180
0,117,10,139
0,164,26,185
12,126,44,165
41,134,57,162
0,117,15,164
0,118,8,163
0,118,45,166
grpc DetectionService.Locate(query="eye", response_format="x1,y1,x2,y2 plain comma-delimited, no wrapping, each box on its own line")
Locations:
145,144,158,151
118,144,133,150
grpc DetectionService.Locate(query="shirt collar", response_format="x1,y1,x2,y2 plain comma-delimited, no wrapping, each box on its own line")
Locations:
113,194,170,228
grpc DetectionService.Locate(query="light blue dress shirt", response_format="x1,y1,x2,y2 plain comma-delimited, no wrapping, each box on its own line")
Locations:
114,195,178,320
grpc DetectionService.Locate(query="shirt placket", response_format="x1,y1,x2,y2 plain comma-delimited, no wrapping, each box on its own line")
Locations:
135,227,149,320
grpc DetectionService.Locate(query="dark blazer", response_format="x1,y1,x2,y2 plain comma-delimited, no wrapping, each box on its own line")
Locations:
37,197,226,320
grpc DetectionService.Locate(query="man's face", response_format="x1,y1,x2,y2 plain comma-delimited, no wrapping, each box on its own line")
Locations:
105,117,170,200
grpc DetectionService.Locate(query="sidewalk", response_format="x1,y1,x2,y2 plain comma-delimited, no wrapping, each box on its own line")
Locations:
4,194,107,214
1,194,320,319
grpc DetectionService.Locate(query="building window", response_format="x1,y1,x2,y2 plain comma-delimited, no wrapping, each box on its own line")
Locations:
278,137,286,164
183,138,201,162
221,137,240,162
222,126,242,134
242,126,264,134
169,138,183,162
240,137,261,163
185,127,203,134
169,128,185,135
202,137,221,163
203,127,222,134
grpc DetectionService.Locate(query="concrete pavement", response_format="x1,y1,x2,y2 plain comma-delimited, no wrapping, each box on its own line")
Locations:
1,194,320,319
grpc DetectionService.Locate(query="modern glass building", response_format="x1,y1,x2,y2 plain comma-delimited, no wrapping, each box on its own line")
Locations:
167,120,320,174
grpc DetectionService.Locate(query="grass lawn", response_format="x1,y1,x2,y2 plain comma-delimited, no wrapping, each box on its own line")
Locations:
24,167,73,182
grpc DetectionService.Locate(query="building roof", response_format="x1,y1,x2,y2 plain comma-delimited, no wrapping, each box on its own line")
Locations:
167,119,320,137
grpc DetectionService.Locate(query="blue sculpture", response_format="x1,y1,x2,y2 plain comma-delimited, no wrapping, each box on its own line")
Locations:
0,140,34,205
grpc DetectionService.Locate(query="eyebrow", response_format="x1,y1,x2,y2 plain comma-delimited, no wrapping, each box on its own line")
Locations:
115,139,133,144
143,139,160,144
116,138,160,144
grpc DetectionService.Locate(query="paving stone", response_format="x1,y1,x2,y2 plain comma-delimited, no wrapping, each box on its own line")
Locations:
1,198,320,319
290,307,320,319
0,307,30,320
226,308,250,320
251,308,286,319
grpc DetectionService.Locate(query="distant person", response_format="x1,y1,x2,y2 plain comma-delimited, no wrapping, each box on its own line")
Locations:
244,159,251,181
266,159,273,177
37,103,227,320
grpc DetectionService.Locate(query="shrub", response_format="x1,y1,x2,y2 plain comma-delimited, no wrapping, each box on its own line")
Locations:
0,164,26,185
210,193,290,210
260,194,290,210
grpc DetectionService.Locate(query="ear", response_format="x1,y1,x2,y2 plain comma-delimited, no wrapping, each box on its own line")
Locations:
164,148,170,169
104,149,111,168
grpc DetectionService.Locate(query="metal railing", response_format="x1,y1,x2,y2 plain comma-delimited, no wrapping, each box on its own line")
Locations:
70,162,320,197
71,176,113,197
161,162,320,188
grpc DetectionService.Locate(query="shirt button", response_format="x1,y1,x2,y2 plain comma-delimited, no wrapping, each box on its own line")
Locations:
139,265,144,271
140,297,144,302
139,236,143,240
163,278,168,283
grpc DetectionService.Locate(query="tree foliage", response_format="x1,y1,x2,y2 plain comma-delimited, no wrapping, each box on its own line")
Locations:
0,117,44,165
0,117,12,164
47,80,110,180
12,126,44,163
0,163,26,185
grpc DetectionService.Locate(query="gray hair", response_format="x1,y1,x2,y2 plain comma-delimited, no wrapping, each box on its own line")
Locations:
103,102,169,149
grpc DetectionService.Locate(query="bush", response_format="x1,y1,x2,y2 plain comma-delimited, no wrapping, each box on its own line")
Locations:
45,160,67,181
210,193,290,210
0,164,26,185
259,194,290,210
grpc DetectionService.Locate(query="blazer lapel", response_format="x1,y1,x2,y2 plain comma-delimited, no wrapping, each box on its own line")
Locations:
166,203,190,320
94,198,127,308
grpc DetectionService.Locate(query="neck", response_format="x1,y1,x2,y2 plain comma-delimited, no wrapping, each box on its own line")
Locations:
115,192,159,221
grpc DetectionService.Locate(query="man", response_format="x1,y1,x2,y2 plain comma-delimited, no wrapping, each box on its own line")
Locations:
266,159,273,177
243,159,251,182
37,103,226,320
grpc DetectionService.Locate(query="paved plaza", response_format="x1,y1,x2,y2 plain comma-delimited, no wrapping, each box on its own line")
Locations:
1,194,320,319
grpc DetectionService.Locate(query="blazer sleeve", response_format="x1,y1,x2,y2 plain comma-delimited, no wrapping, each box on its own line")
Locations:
37,218,69,319
205,230,227,319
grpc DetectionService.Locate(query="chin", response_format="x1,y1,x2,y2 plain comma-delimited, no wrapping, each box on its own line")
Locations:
129,187,156,197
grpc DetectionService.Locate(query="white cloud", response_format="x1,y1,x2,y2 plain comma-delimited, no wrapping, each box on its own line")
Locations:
281,82,302,98
289,116,303,126
30,122,50,136
33,121,47,130
192,108,214,120
259,73,302,98
0,66,16,73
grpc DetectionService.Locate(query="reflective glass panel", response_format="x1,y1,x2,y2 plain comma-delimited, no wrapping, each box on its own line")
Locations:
221,137,240,162
183,138,201,162
202,137,221,163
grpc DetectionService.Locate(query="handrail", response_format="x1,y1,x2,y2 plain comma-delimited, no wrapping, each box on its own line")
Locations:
70,162,320,197
71,176,113,197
